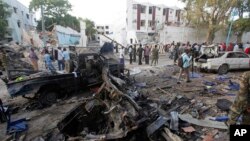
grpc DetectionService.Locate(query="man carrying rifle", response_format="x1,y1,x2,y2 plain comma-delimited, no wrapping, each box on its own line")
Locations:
228,71,250,125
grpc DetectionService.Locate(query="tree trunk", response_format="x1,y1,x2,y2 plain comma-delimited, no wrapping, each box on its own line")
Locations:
206,27,216,44
237,31,243,43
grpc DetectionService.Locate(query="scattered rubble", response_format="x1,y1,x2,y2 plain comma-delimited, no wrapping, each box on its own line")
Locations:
0,47,242,140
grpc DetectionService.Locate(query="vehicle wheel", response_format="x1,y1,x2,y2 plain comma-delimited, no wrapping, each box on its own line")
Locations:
218,64,229,75
39,91,58,106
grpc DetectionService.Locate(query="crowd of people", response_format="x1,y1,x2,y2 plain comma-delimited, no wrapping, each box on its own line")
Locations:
28,47,70,73
119,44,161,67
117,41,250,84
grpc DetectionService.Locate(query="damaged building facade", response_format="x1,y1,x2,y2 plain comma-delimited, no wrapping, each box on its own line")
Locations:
126,0,183,44
3,0,37,44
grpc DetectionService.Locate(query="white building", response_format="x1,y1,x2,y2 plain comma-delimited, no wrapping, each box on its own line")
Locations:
126,0,183,44
95,25,113,41
3,0,36,43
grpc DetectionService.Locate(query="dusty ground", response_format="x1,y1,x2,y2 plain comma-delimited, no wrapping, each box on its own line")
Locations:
0,53,245,140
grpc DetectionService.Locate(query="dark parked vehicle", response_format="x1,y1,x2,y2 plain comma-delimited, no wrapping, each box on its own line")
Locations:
6,50,124,106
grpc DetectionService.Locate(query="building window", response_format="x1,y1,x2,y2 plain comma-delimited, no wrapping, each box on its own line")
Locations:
26,14,30,19
140,20,145,27
163,9,166,15
149,7,152,14
21,11,24,15
133,4,137,9
106,31,109,34
13,7,17,13
97,26,100,29
148,20,153,27
105,26,109,29
17,20,21,28
141,6,146,13
158,7,161,11
97,37,100,40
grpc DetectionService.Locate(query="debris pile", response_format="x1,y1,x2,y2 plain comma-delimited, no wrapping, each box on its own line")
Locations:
0,44,34,80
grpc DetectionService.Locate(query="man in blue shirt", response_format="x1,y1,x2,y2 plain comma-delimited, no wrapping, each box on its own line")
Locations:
63,48,70,73
177,48,192,84
44,49,56,72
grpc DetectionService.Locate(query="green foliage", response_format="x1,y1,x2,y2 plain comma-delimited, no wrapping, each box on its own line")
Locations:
182,0,237,42
231,0,250,42
36,14,80,32
30,0,79,32
30,0,72,18
235,0,250,17
79,18,96,40
0,0,11,39
233,18,250,32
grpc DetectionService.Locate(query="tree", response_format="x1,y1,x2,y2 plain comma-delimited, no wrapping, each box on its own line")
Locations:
182,0,237,43
0,0,10,40
36,14,80,32
29,0,72,18
30,0,80,32
232,0,250,42
79,18,96,41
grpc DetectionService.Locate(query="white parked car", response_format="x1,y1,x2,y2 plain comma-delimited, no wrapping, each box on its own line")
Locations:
194,51,250,74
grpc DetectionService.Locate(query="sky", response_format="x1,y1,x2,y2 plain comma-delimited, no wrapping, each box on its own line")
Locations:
20,0,184,29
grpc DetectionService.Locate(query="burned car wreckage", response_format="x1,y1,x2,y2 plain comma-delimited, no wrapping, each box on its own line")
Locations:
2,43,191,141
6,43,125,106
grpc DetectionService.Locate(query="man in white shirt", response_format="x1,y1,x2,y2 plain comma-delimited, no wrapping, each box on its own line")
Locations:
233,43,239,52
57,47,65,71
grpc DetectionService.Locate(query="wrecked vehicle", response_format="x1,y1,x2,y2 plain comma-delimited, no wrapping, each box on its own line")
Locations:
6,43,125,106
195,45,250,74
57,67,163,141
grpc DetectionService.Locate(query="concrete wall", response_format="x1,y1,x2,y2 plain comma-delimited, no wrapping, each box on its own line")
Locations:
159,26,250,44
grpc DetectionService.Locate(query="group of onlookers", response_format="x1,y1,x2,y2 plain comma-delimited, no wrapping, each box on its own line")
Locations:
119,44,160,67
28,47,70,73
219,42,250,54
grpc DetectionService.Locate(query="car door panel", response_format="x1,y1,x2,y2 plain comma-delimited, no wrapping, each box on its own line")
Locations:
234,52,250,69
225,53,240,69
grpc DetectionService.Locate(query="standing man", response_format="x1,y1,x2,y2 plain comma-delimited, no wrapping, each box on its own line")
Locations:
119,46,125,66
173,42,180,65
63,48,70,73
177,48,192,84
28,48,39,71
151,45,159,66
133,44,137,62
44,49,56,72
137,44,144,65
57,47,65,71
128,45,133,64
144,45,151,65
115,44,119,53
227,71,250,125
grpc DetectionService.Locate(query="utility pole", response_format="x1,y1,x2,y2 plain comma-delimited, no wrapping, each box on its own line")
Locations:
41,4,46,47
226,9,237,47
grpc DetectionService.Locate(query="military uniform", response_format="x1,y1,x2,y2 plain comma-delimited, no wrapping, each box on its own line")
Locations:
151,48,159,66
228,71,250,125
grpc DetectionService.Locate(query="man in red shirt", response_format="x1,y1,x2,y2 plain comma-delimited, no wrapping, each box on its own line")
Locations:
227,43,234,51
221,42,226,51
245,47,250,54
